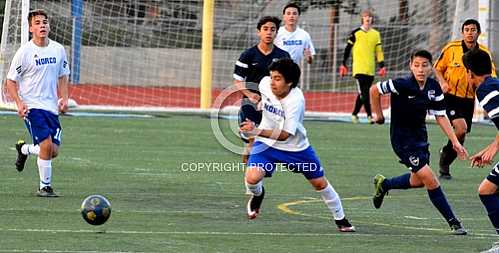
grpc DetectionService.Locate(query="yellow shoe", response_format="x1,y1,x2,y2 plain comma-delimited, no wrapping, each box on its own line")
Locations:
351,115,359,124
367,116,374,124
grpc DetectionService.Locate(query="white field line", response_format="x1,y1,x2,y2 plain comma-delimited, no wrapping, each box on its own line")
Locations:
0,227,496,239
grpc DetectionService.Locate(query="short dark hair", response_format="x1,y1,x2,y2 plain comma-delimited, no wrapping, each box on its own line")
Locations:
461,19,481,33
269,58,301,89
257,16,281,31
283,3,301,15
463,48,492,76
28,9,48,26
410,49,433,64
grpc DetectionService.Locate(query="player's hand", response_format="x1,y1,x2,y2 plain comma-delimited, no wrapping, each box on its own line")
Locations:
452,142,469,160
471,143,498,167
378,67,387,77
247,92,261,104
373,114,385,124
440,80,450,93
470,155,491,168
240,119,258,137
339,65,348,77
15,101,28,118
470,150,492,168
304,48,312,63
58,98,69,113
304,48,311,58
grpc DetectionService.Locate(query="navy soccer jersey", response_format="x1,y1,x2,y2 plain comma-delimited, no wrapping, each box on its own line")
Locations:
377,75,446,150
477,76,499,129
233,45,290,95
476,77,499,185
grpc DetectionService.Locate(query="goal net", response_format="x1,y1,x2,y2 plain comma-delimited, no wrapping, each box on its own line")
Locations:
0,0,484,119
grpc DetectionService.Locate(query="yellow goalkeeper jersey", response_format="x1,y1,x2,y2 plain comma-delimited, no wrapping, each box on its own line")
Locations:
434,40,496,99
347,27,384,76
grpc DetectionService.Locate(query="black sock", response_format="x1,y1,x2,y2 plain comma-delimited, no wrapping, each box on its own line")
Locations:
383,173,411,190
479,194,499,234
427,186,457,223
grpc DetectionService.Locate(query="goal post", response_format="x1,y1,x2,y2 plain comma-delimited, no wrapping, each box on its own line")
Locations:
71,0,83,85
200,0,214,109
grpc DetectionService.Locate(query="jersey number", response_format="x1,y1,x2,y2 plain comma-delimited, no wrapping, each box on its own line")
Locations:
54,128,62,142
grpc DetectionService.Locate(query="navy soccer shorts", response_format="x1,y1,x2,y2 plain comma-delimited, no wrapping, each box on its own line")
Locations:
394,146,430,172
247,141,325,180
24,108,62,145
444,94,475,133
486,162,499,186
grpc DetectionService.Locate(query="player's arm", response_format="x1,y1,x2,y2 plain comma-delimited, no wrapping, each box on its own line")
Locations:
375,34,386,77
304,35,315,65
240,119,290,141
304,48,313,64
5,49,27,117
240,94,302,141
488,52,497,78
435,115,468,160
471,133,499,168
433,48,450,93
339,32,355,76
234,53,260,103
58,48,71,113
255,128,290,141
58,75,69,113
234,80,260,103
433,68,449,93
472,88,499,166
370,81,385,124
5,79,27,118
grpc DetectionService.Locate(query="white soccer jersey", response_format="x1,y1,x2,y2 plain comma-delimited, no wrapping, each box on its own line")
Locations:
256,76,309,151
275,26,316,64
7,39,70,115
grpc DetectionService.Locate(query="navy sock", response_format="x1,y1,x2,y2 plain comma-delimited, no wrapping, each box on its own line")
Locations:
479,194,499,234
383,173,411,191
427,186,456,223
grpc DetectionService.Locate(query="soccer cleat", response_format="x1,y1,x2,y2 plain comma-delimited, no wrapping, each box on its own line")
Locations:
449,220,467,235
367,116,374,124
37,186,58,198
351,115,359,124
373,174,388,209
246,186,265,219
481,241,499,253
439,173,452,180
335,218,356,232
15,140,28,172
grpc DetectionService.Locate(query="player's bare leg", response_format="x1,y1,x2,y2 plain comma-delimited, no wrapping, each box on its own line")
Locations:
243,138,255,194
242,137,255,164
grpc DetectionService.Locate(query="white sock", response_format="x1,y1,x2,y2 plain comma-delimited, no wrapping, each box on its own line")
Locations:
318,183,345,220
37,157,52,189
244,181,252,194
246,181,263,196
21,144,40,155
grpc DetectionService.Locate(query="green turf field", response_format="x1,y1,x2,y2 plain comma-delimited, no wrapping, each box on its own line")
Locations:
0,113,497,252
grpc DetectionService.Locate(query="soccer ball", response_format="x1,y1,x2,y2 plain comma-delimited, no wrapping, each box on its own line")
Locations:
80,195,111,225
